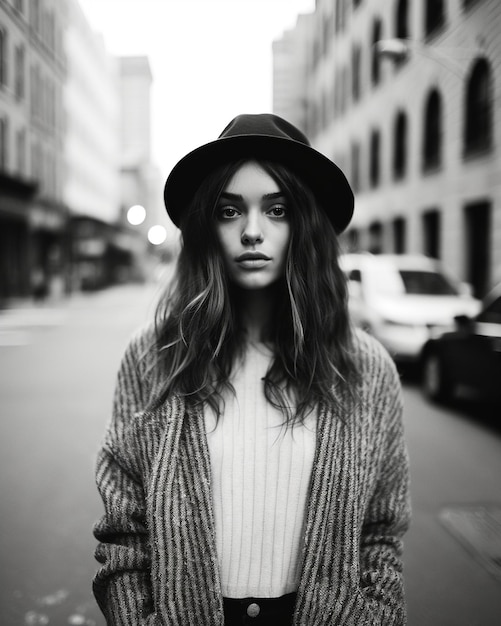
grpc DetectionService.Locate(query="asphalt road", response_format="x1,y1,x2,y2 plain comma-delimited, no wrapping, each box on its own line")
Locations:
0,282,500,625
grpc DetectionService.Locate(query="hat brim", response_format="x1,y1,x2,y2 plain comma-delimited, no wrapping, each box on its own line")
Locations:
164,134,354,233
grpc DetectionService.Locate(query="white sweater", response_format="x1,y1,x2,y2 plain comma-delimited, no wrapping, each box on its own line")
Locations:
205,343,316,599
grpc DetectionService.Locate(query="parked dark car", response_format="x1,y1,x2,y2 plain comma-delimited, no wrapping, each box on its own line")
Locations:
421,283,501,404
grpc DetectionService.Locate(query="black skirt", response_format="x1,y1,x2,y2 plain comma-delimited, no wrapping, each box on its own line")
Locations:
222,593,296,625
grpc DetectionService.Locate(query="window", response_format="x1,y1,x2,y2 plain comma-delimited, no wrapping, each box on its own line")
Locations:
368,221,383,254
464,201,491,298
392,217,406,253
15,45,25,100
352,45,361,101
0,117,7,170
16,128,26,175
395,0,409,39
422,209,441,258
369,129,381,187
350,141,361,192
341,66,349,114
31,0,41,33
0,28,7,88
464,58,493,155
425,0,445,37
47,10,56,52
371,19,383,86
346,229,359,252
335,0,347,34
399,270,456,295
393,111,408,180
423,89,442,171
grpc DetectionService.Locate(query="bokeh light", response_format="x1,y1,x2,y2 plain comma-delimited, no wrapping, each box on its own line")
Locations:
127,204,146,225
148,225,167,245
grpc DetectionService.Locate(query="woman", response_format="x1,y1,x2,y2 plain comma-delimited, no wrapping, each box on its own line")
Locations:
93,114,411,625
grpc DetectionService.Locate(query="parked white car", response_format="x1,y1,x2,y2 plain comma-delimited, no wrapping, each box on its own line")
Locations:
339,253,482,362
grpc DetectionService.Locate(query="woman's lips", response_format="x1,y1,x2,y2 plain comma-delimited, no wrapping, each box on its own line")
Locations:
235,252,271,269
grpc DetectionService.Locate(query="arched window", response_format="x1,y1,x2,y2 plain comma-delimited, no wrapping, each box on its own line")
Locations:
369,128,381,187
393,111,408,180
464,58,493,155
425,0,445,37
371,19,383,86
423,89,442,171
396,0,409,39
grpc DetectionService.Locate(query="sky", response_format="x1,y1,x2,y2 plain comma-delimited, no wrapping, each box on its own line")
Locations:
78,0,315,179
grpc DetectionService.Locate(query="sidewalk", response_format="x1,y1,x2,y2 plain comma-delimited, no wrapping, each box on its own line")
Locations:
0,282,162,347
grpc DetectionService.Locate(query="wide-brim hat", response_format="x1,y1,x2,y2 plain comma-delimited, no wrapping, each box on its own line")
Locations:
164,113,354,234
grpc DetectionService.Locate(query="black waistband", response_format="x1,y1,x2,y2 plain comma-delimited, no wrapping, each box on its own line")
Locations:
223,593,296,625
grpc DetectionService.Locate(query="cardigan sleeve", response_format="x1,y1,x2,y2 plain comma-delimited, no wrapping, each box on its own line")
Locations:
92,330,158,625
357,351,411,625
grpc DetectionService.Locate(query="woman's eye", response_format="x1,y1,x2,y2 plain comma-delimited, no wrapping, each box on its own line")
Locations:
268,205,287,218
218,206,239,219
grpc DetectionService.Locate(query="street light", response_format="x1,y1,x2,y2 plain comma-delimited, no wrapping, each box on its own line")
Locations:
375,38,480,76
374,38,410,63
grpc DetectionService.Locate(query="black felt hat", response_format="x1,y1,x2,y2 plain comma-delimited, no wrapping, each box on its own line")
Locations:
164,113,354,233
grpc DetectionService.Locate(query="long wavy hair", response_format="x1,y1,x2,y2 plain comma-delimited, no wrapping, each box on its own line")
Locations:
146,158,358,424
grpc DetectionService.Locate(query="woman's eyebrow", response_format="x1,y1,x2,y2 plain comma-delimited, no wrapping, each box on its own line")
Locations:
219,192,243,201
263,192,286,200
219,191,285,201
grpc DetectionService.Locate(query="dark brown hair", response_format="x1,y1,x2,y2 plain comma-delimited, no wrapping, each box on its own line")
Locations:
147,159,357,423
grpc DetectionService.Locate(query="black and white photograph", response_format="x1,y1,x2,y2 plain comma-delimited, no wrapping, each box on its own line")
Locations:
1,1,500,625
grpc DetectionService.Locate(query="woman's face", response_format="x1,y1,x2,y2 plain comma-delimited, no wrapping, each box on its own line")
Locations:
214,161,291,291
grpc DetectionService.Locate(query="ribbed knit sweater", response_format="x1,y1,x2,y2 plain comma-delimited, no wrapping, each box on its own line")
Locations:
93,326,411,625
205,342,316,598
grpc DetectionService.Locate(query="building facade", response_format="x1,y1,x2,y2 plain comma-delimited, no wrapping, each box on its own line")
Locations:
274,0,501,298
118,56,169,270
272,13,314,133
64,0,125,290
118,56,165,236
0,0,162,301
0,0,67,302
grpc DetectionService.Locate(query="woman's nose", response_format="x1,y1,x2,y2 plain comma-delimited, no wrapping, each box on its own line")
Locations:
241,212,263,245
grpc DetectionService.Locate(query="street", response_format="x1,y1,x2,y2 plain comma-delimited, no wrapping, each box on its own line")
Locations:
1,282,500,626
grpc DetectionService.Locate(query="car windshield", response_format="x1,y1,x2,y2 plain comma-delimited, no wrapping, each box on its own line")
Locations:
368,268,459,296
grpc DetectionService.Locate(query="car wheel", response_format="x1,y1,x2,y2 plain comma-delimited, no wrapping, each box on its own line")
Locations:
422,351,452,403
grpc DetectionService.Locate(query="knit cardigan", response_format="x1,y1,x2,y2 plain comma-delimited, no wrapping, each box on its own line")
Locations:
93,327,411,625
